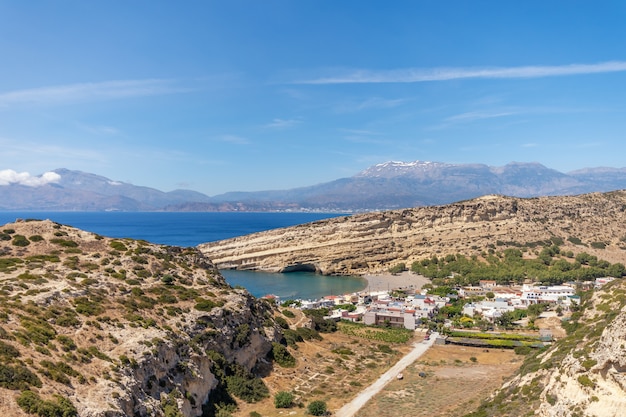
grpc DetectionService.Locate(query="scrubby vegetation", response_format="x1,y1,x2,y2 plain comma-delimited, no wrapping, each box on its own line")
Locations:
411,246,625,286
338,321,413,344
0,220,281,416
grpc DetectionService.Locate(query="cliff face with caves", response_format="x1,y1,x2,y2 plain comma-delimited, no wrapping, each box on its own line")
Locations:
200,192,626,275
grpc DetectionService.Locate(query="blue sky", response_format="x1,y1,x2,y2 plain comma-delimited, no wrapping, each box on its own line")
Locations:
1,1,625,195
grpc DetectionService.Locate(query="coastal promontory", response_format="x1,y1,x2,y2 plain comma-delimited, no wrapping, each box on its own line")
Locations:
199,191,626,275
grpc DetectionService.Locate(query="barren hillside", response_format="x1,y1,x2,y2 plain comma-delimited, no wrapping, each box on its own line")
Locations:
200,192,626,275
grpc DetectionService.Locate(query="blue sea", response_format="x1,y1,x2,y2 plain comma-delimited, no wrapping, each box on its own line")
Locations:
0,211,367,299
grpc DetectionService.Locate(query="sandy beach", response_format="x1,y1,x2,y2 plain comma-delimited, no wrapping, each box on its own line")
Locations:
361,271,431,293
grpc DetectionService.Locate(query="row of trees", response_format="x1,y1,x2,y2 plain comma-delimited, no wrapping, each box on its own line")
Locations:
410,246,625,286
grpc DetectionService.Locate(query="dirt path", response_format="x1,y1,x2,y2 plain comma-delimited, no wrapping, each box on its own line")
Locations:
334,332,438,417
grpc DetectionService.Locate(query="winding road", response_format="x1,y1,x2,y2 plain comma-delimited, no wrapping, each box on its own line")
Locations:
334,332,438,417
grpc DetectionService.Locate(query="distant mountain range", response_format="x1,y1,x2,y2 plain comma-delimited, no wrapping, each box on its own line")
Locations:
2,162,626,212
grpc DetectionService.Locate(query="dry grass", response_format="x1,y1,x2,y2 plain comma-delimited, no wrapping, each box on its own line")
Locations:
235,310,523,417
356,345,522,417
237,333,414,416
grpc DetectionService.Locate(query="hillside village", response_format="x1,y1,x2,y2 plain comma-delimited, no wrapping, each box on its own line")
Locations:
269,276,616,334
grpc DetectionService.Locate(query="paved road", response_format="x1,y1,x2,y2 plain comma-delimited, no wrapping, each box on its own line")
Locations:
334,332,438,417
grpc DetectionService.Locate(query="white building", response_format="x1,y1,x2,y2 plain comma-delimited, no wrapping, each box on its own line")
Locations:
520,285,575,305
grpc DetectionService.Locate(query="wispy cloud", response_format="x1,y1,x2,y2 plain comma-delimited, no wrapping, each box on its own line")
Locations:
216,134,250,145
0,79,190,107
339,128,381,136
333,97,408,113
356,97,409,110
77,123,121,136
263,118,302,129
296,61,626,84
445,111,517,123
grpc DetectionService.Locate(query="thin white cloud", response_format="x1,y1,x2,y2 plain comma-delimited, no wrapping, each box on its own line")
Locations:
296,61,626,84
0,79,189,107
333,97,408,113
356,97,409,110
216,134,250,145
263,118,302,129
445,111,517,123
77,123,121,136
0,169,61,187
339,128,381,136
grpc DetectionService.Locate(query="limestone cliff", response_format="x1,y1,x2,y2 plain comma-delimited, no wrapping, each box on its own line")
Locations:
469,279,626,417
199,191,626,275
0,220,280,416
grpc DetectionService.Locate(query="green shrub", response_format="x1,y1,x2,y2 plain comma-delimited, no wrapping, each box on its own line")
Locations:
0,363,42,389
578,374,595,388
296,327,322,341
282,329,303,348
234,324,251,347
194,298,223,312
0,340,20,359
282,309,295,318
56,335,77,352
225,373,269,403
12,235,30,247
275,316,289,329
271,342,296,368
308,400,327,416
50,238,79,248
110,241,128,251
388,263,406,274
568,236,583,245
17,390,78,417
29,235,44,242
273,391,294,408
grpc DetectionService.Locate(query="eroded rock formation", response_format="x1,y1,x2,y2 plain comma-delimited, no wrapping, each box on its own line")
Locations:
199,192,626,275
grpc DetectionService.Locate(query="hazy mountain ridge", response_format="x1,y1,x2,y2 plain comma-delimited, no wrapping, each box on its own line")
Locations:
2,162,626,211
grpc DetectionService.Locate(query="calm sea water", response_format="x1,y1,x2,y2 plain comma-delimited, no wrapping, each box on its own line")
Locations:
0,211,367,299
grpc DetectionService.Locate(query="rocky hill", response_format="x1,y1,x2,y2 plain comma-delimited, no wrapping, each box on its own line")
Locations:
0,220,282,416
199,191,626,275
468,278,626,417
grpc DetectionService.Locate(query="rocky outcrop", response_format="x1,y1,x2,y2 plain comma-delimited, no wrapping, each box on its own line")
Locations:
0,220,280,416
199,192,626,275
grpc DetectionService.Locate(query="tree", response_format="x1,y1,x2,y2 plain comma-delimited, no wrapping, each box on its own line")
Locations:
388,263,406,274
274,391,294,408
485,291,495,300
308,400,327,416
527,303,547,318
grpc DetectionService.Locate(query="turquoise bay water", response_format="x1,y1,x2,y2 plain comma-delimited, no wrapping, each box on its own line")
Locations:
0,211,362,299
221,269,366,299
